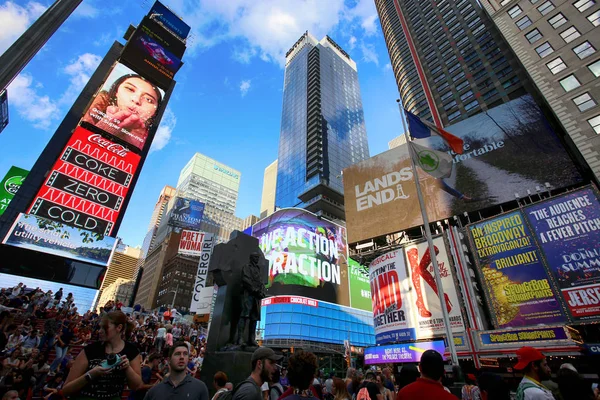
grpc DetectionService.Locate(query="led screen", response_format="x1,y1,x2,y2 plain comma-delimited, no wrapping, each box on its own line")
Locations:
168,197,205,230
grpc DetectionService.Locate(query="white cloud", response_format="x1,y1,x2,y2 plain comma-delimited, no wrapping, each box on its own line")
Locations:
384,63,391,71
240,80,251,97
151,108,176,152
232,47,257,64
0,1,47,54
60,53,102,105
360,42,379,65
348,36,357,50
344,0,379,36
73,1,99,18
7,74,59,130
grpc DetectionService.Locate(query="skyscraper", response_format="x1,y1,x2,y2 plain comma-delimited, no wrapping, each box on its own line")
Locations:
479,0,600,180
96,245,140,309
275,32,370,221
375,0,529,126
260,160,278,218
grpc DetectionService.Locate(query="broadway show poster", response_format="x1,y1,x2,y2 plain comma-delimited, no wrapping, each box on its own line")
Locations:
80,62,165,151
168,197,205,230
404,237,465,338
369,249,416,344
524,187,600,321
252,208,350,306
348,258,372,312
468,210,566,329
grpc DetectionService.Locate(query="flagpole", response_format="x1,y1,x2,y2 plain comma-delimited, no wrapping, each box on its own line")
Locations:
396,100,459,367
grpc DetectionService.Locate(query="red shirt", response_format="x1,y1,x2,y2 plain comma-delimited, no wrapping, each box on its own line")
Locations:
396,378,458,400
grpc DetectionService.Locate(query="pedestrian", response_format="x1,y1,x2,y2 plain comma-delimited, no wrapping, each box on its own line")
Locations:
396,365,419,392
557,364,595,400
396,350,458,400
332,377,351,400
280,368,290,389
513,347,555,400
233,347,282,400
282,351,320,400
143,342,209,400
128,353,162,400
375,374,394,400
54,288,63,303
462,374,481,400
61,311,143,399
49,322,75,374
356,371,382,400
477,372,510,400
269,369,285,400
155,324,166,353
382,368,395,393
39,318,59,352
212,371,229,400
2,390,19,400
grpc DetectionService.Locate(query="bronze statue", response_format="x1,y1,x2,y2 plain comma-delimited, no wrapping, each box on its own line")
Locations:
234,252,266,347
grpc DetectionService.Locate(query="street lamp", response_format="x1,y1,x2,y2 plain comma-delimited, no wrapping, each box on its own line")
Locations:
170,283,179,309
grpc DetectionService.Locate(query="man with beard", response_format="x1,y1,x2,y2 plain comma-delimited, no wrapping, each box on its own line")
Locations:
514,347,555,400
233,347,282,400
143,342,209,400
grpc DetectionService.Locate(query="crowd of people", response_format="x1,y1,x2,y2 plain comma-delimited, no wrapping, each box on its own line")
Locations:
0,283,598,400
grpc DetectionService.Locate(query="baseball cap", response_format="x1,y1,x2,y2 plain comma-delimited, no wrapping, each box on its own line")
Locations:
514,347,545,370
252,347,283,363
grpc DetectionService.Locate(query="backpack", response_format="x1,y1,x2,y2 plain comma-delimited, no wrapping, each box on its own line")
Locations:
515,382,540,400
221,379,262,400
356,387,370,400
270,385,283,400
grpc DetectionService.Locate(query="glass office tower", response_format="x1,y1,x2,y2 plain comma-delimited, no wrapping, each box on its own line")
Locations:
275,32,370,221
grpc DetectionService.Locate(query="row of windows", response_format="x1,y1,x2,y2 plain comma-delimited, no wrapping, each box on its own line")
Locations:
514,0,599,32
536,40,596,60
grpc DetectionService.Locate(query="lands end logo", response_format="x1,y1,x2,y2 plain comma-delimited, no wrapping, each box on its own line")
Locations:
5,176,25,195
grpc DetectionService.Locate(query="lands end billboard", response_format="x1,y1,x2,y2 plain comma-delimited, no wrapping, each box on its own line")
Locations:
343,95,581,243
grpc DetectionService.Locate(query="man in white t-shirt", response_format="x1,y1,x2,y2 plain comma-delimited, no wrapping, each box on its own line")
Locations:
514,346,555,400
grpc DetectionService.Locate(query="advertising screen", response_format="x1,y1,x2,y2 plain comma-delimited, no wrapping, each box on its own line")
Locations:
3,213,117,267
252,208,350,305
364,340,446,364
343,95,581,244
178,230,206,257
0,89,8,134
148,1,191,41
0,166,28,216
524,187,600,322
168,197,205,230
468,210,566,328
190,232,215,314
80,62,166,151
348,258,372,312
121,17,183,89
28,126,141,236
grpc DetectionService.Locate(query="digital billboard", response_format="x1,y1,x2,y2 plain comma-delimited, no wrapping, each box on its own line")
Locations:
3,213,117,267
28,126,141,236
190,232,215,314
121,16,183,89
364,340,446,364
0,166,28,216
343,95,581,244
468,210,566,329
0,89,8,134
168,197,205,230
148,1,191,41
80,62,166,151
348,258,372,312
524,187,600,322
253,208,350,305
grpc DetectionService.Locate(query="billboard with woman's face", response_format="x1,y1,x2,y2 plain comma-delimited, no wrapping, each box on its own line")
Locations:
80,62,165,151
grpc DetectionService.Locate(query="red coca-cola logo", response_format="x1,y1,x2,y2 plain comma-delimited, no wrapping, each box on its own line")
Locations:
88,134,130,157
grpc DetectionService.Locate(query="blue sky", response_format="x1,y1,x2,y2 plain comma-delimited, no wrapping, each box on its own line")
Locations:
0,0,403,248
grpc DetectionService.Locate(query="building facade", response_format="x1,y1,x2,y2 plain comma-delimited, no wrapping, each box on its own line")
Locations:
479,0,600,180
155,254,199,312
97,278,134,309
96,245,140,309
388,134,408,149
275,32,370,221
241,214,259,231
260,160,278,218
374,0,529,126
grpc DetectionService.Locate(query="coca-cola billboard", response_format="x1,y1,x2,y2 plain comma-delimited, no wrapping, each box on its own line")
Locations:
28,126,141,235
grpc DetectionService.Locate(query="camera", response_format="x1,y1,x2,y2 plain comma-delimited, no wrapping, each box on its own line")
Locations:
100,353,121,369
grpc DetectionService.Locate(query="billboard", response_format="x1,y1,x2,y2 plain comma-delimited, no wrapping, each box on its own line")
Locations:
3,213,116,267
524,187,600,322
178,230,206,257
121,17,183,89
0,166,28,216
0,89,8,134
343,95,581,244
253,208,350,305
404,237,465,338
190,233,215,314
468,210,566,328
364,340,446,364
348,258,372,312
80,62,166,151
148,1,191,41
28,126,141,236
168,197,205,230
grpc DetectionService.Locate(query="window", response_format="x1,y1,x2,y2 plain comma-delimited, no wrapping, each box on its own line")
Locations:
573,41,596,59
589,59,600,77
456,80,470,91
589,115,600,133
516,16,533,29
465,100,479,111
588,10,600,26
574,0,596,12
537,1,555,15
560,26,581,42
444,100,457,110
573,93,597,111
536,41,554,57
448,110,461,121
546,57,567,74
560,74,581,91
500,0,512,5
441,91,454,101
461,91,474,101
525,29,543,43
548,13,568,28
508,5,523,17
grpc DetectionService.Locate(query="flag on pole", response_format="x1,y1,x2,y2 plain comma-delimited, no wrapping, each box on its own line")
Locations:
409,141,454,179
405,110,464,154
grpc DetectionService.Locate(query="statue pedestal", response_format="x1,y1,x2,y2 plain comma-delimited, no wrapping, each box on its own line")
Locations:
200,351,253,396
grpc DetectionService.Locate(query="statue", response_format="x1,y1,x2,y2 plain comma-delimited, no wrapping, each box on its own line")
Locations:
234,252,266,347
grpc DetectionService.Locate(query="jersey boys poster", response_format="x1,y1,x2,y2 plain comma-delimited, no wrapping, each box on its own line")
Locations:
468,211,566,328
524,187,600,322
